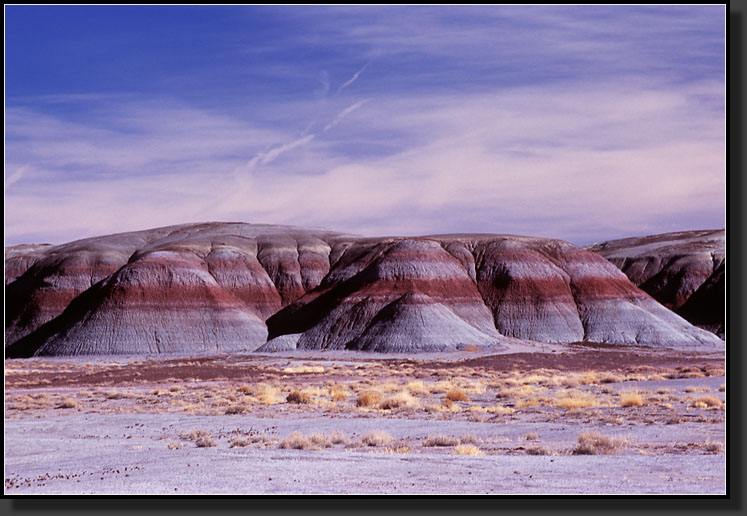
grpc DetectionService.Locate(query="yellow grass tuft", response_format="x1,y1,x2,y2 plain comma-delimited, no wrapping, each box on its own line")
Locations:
445,389,469,402
619,390,644,407
453,444,485,456
572,432,627,455
356,390,383,408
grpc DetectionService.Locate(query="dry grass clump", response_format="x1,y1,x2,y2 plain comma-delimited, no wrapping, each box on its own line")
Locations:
105,390,134,400
55,397,80,409
238,385,252,394
555,390,596,409
282,365,325,374
684,386,711,393
445,389,469,402
308,433,332,449
525,445,553,455
619,390,644,407
224,404,249,415
719,384,725,392
691,395,724,410
423,435,460,447
179,429,212,441
460,433,481,445
405,380,429,396
228,437,253,448
524,432,539,441
328,430,351,446
286,390,312,404
453,444,485,456
279,432,314,450
380,391,420,410
572,432,627,455
598,373,623,384
195,436,217,448
704,441,724,453
356,390,384,408
167,442,183,450
255,384,285,405
361,430,394,447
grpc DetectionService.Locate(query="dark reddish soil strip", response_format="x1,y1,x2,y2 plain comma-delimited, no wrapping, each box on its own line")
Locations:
5,348,723,389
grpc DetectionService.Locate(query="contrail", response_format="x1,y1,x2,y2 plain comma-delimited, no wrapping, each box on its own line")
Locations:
243,98,371,173
5,165,28,192
323,99,370,132
246,134,316,170
336,62,369,95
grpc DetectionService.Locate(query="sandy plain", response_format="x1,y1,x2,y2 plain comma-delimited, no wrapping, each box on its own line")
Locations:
4,344,726,495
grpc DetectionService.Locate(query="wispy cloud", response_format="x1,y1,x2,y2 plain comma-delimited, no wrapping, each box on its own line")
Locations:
335,62,369,95
4,6,725,246
323,99,370,131
4,165,29,192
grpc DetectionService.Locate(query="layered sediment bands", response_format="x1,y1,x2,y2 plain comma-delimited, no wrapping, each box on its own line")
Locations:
470,239,584,343
11,250,269,356
6,222,724,357
262,239,507,352
587,229,725,338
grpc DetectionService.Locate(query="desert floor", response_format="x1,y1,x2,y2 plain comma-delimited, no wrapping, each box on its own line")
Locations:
4,344,726,494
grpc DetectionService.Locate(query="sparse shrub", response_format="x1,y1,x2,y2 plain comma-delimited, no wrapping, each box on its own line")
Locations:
328,430,350,446
286,390,312,404
195,436,217,448
460,433,481,445
556,390,596,409
279,432,314,450
423,435,460,447
704,441,724,453
619,391,644,407
225,404,249,415
380,391,419,410
691,395,723,409
454,444,484,456
308,433,332,448
405,380,429,396
238,385,252,394
56,397,79,409
229,437,253,448
179,429,212,441
524,432,539,441
331,392,348,402
719,384,726,392
599,373,623,384
167,442,183,450
525,445,552,455
356,390,383,408
253,384,283,405
362,430,394,447
685,386,711,393
572,432,626,455
445,389,468,402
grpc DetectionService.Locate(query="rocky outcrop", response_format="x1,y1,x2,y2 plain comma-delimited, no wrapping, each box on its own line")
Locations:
5,223,723,357
586,229,725,338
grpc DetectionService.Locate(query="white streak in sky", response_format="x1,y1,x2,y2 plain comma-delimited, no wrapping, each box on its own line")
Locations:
336,62,369,95
5,165,28,192
245,99,371,171
323,99,370,131
246,134,316,169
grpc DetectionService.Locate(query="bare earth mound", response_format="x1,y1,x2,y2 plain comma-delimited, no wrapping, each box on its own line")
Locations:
5,223,723,357
586,229,725,338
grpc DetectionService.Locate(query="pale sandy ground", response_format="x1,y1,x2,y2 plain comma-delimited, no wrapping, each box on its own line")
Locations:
4,351,725,495
5,405,725,494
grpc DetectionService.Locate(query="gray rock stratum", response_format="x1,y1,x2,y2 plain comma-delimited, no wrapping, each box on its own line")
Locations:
5,223,723,357
586,229,725,339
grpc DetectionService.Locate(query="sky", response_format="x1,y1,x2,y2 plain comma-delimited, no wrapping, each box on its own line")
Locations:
5,5,726,246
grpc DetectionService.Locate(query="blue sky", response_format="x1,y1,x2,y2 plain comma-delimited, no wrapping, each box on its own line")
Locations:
5,5,726,246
